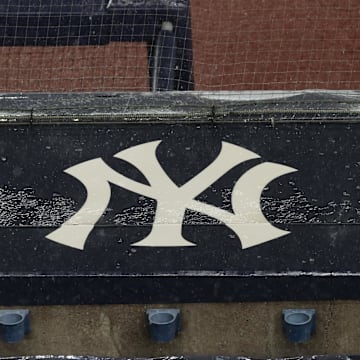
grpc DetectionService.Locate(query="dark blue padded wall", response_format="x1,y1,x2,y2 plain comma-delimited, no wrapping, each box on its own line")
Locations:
0,91,359,305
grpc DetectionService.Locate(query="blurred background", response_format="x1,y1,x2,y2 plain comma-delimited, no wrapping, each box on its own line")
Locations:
0,0,359,92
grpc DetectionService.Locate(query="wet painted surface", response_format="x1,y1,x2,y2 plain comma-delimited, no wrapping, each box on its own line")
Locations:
0,92,359,304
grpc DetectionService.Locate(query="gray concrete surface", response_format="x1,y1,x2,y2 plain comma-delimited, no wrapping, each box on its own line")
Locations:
1,301,360,358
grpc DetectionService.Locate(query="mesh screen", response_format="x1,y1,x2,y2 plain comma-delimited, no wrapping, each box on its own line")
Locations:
0,0,359,92
192,0,360,91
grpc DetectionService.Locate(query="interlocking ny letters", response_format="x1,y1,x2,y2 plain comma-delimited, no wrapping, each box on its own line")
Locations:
46,141,297,250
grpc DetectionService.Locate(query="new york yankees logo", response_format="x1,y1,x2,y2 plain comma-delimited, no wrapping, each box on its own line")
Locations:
46,141,297,250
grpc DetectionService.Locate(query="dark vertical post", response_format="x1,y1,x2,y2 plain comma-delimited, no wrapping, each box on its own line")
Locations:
152,22,177,91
